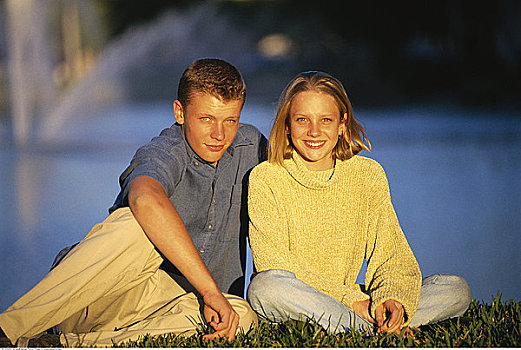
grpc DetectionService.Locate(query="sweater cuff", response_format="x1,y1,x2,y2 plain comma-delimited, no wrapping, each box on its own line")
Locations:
340,289,371,310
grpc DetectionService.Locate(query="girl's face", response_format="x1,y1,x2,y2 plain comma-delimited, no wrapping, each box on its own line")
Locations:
287,90,345,171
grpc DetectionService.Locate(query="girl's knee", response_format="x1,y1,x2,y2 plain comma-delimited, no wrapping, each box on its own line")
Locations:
247,270,293,316
436,274,471,304
423,273,471,316
247,270,292,299
450,275,471,312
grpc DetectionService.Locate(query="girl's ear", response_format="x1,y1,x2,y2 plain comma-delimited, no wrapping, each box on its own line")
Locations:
173,100,185,124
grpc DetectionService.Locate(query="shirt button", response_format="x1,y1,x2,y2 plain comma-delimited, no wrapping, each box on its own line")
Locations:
194,161,199,166
200,249,205,253
208,224,213,230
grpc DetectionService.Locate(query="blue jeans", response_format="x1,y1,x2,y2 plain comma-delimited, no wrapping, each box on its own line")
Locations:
247,269,471,334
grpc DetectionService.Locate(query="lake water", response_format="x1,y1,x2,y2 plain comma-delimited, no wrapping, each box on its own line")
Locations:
1,101,520,312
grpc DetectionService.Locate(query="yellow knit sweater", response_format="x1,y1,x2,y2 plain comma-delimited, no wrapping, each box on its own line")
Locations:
248,152,422,324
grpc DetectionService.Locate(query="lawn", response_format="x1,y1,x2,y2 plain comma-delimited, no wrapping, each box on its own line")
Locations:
115,293,520,347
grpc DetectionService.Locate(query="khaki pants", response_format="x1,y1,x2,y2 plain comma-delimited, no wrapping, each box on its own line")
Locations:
0,208,257,347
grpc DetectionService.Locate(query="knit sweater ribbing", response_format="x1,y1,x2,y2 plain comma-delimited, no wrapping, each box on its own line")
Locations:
248,153,422,325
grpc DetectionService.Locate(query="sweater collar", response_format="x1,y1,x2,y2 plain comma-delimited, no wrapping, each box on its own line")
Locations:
283,151,342,189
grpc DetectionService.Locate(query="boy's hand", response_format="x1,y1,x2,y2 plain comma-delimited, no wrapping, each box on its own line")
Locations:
202,291,239,341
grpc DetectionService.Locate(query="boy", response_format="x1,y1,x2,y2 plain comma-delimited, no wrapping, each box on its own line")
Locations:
0,58,266,347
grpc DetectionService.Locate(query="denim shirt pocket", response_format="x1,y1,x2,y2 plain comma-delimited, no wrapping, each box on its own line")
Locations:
219,184,243,242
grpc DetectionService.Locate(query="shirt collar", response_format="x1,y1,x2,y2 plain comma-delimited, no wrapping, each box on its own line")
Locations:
229,125,255,152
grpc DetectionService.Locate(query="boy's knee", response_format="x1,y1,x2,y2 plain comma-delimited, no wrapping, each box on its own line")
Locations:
91,208,150,247
226,295,258,331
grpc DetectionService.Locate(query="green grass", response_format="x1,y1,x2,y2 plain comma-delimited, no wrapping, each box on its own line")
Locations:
115,293,520,347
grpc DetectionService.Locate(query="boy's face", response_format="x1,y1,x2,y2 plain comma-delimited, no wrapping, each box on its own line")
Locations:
173,93,243,166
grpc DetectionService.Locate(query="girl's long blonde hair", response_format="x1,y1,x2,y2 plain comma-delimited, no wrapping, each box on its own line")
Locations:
268,71,371,165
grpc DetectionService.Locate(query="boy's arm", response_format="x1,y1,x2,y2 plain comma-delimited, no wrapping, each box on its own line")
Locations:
128,175,239,340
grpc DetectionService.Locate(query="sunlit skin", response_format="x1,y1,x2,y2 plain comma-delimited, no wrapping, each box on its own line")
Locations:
173,93,243,166
288,90,345,171
352,298,411,335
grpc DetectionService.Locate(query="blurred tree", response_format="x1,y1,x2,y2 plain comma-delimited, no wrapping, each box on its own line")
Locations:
70,0,521,106
301,0,520,104
96,0,202,37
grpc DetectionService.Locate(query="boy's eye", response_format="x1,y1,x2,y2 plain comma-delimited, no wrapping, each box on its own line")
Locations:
200,117,211,121
225,119,238,124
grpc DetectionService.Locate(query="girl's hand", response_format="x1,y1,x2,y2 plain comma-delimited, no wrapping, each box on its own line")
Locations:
352,299,375,324
374,299,405,334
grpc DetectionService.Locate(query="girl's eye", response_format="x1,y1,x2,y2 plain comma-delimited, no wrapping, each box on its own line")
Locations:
322,118,332,123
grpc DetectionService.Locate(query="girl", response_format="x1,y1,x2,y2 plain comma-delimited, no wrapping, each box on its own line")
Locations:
247,71,470,334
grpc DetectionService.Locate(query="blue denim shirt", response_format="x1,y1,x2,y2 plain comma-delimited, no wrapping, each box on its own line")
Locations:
110,123,267,296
